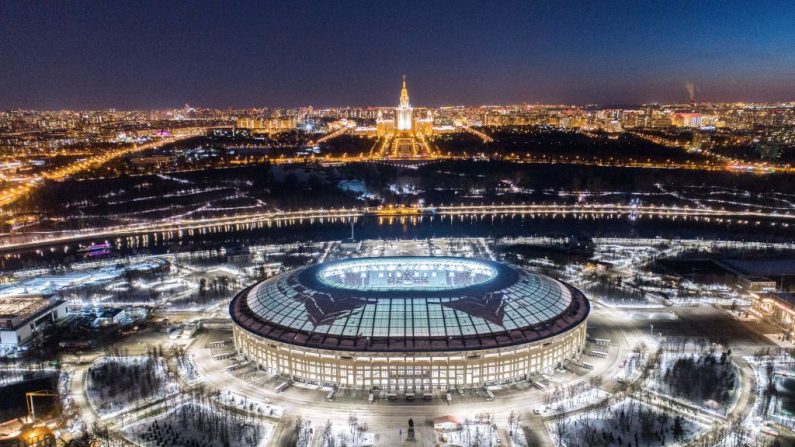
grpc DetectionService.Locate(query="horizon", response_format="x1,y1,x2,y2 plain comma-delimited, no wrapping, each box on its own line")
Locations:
6,95,795,114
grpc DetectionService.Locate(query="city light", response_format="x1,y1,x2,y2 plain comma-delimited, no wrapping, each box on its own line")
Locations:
1,2,794,446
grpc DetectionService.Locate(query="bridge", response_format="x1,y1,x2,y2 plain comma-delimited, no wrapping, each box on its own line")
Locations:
1,203,793,251
310,125,354,146
457,124,494,143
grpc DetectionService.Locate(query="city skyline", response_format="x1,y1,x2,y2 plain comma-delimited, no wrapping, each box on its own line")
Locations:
4,3,795,444
2,1,795,109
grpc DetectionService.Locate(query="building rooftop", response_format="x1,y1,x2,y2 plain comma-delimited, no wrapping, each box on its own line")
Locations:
0,296,62,330
231,257,589,352
762,292,795,310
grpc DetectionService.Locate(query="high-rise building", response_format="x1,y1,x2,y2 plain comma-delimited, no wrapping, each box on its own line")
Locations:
671,112,703,128
372,77,436,159
396,76,413,131
235,116,296,133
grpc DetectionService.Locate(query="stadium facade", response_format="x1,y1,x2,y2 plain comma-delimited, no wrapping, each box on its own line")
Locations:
230,257,589,390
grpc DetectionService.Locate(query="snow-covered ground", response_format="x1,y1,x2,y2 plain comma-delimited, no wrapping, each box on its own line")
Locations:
86,356,179,417
440,423,499,447
172,352,200,384
745,354,795,432
505,422,529,447
329,425,375,447
540,388,610,415
58,369,85,435
549,398,705,447
611,352,644,382
214,390,285,419
647,352,738,414
123,401,273,447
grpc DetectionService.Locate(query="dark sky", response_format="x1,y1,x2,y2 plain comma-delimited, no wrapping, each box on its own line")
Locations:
2,0,795,109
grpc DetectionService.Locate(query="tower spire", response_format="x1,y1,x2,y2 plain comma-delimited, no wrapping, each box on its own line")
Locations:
399,75,410,108
396,75,413,131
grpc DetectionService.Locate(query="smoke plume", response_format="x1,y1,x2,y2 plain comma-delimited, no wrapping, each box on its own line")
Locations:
685,81,695,102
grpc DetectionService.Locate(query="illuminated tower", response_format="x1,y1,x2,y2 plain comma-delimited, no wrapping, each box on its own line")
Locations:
396,76,413,131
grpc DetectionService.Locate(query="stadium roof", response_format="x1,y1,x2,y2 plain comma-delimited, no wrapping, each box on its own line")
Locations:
230,257,589,352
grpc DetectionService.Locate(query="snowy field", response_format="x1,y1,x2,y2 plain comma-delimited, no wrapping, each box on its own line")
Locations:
440,423,499,447
505,422,529,447
123,402,273,447
746,354,795,431
541,388,610,415
214,390,285,419
331,428,375,447
648,352,738,413
59,369,86,435
172,351,201,384
549,398,705,447
86,355,178,417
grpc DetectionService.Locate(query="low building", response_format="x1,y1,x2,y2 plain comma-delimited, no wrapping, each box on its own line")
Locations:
92,307,129,327
433,415,463,431
0,296,68,350
224,245,252,264
753,292,795,336
739,275,777,294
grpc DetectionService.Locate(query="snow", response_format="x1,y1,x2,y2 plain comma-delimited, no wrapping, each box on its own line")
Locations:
86,356,179,417
549,398,705,447
540,388,610,415
123,401,273,447
59,369,85,434
440,422,499,447
611,352,644,382
214,390,285,419
506,423,528,447
172,352,200,384
647,352,738,413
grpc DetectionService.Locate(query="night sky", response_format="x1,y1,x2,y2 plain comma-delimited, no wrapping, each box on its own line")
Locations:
1,1,794,109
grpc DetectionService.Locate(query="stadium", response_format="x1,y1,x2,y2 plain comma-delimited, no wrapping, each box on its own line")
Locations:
230,257,590,390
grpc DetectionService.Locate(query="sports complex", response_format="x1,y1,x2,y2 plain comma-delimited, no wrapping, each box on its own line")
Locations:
230,257,590,391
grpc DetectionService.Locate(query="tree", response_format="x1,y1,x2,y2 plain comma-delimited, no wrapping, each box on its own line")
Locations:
553,407,567,444
323,420,334,447
348,413,359,443
672,415,684,442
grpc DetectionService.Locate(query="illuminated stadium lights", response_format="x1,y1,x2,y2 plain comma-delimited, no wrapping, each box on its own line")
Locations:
315,257,498,292
230,256,590,390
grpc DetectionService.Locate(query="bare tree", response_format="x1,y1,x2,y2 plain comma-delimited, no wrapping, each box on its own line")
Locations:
323,419,334,447
553,406,567,445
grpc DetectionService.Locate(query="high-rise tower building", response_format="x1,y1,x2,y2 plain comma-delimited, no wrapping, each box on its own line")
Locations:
373,76,436,159
396,76,413,131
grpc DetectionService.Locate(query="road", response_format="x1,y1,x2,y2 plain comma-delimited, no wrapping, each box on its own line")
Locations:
4,202,795,251
0,133,202,207
187,306,641,447
58,303,776,446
